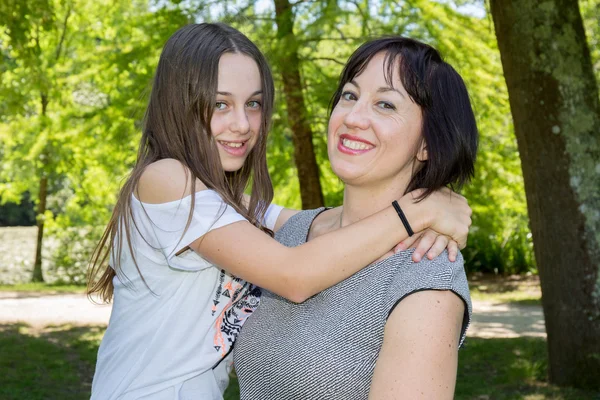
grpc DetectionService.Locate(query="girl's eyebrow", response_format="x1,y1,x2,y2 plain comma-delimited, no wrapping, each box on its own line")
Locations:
217,90,263,96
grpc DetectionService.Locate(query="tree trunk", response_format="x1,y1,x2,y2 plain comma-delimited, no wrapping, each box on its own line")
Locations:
32,92,49,283
31,174,47,282
273,0,324,209
490,0,600,389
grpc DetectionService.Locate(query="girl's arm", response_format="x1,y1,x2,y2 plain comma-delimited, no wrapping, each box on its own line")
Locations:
368,290,464,400
139,160,471,302
272,207,300,232
241,193,299,232
250,202,461,262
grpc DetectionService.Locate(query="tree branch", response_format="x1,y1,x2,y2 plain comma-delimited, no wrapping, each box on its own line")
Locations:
54,5,72,62
304,56,345,66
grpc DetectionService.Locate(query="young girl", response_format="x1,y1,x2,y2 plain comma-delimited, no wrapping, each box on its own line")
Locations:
87,23,471,400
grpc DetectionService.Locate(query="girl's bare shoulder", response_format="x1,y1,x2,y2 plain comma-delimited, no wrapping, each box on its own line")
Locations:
137,159,208,204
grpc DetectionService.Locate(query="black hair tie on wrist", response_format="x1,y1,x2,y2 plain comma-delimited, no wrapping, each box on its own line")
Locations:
392,200,414,237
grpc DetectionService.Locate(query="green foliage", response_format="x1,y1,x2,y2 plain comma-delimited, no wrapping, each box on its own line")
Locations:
45,226,104,284
0,194,35,226
6,0,600,279
227,0,536,274
0,1,190,282
580,0,600,85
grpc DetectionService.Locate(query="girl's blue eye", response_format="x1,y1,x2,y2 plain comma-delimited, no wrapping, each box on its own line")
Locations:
247,100,261,109
215,102,227,110
341,91,357,101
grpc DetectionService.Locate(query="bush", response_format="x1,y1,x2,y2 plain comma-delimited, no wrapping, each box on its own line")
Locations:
46,226,104,285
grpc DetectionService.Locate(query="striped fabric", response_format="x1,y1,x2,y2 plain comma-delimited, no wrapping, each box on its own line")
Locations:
234,208,472,400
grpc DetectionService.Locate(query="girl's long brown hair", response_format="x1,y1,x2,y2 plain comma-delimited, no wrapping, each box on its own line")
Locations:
87,23,275,303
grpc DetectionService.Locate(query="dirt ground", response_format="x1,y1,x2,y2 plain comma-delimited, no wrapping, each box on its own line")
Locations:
0,280,546,338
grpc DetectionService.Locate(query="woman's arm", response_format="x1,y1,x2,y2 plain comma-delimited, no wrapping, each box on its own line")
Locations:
139,160,471,302
368,290,464,400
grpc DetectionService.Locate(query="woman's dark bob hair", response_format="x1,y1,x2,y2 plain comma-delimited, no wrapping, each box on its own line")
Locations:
330,36,478,198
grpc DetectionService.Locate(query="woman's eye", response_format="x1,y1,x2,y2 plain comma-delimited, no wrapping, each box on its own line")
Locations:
246,100,261,109
341,91,357,101
215,101,227,110
377,101,396,110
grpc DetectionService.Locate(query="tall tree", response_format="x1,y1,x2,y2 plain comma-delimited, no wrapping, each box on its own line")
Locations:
0,0,186,282
272,0,324,209
490,0,600,388
0,0,73,282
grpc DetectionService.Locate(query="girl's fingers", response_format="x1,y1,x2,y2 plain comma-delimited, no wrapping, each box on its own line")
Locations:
447,240,459,262
394,231,422,253
412,230,437,262
426,235,450,260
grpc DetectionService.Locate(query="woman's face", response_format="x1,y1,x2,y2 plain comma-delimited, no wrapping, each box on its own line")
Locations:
328,52,426,188
211,53,263,172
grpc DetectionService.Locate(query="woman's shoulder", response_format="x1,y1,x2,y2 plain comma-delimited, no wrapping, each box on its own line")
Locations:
274,207,328,246
383,249,469,299
137,159,208,204
383,249,472,347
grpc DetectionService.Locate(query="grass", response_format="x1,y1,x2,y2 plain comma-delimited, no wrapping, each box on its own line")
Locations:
0,272,592,398
0,323,239,400
0,282,85,294
0,323,103,400
469,273,542,306
457,337,599,399
1,324,598,400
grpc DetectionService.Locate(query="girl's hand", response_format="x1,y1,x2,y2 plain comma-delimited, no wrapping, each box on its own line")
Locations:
394,230,460,262
398,187,471,253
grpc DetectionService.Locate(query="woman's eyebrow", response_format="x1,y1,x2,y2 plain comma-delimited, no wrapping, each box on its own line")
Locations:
377,86,405,98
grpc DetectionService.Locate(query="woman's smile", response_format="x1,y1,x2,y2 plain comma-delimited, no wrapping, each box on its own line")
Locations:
337,134,376,155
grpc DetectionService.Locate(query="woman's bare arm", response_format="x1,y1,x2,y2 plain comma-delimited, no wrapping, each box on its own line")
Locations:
368,291,464,400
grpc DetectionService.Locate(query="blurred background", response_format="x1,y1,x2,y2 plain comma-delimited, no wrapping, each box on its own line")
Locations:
0,0,599,399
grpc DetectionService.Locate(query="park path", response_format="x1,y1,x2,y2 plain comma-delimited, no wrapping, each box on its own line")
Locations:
0,291,546,338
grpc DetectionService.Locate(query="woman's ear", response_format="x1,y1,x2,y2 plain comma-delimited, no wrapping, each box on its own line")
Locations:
416,142,428,162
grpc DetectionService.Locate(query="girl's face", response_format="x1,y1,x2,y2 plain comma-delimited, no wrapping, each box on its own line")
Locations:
328,52,426,189
211,53,263,172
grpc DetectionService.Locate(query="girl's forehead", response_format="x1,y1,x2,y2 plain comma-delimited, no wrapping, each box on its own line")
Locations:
217,53,262,92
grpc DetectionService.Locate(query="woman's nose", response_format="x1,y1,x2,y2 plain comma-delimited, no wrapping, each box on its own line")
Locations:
343,101,370,130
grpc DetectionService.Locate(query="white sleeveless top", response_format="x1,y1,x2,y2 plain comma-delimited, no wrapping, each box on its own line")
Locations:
91,190,281,400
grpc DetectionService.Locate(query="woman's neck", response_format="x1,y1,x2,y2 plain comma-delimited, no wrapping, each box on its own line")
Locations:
340,178,409,228
308,175,410,242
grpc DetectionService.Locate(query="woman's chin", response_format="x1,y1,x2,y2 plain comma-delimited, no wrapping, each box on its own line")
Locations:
330,164,366,185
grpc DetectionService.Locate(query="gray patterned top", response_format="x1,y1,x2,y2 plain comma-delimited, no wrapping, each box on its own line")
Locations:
234,208,472,400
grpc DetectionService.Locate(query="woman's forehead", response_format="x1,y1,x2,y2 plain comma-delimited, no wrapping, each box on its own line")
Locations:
350,52,407,92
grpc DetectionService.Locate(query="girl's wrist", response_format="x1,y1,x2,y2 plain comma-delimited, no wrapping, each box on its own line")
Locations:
396,194,428,234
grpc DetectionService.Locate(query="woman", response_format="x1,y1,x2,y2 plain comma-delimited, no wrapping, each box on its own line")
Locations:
88,25,471,400
234,36,478,399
